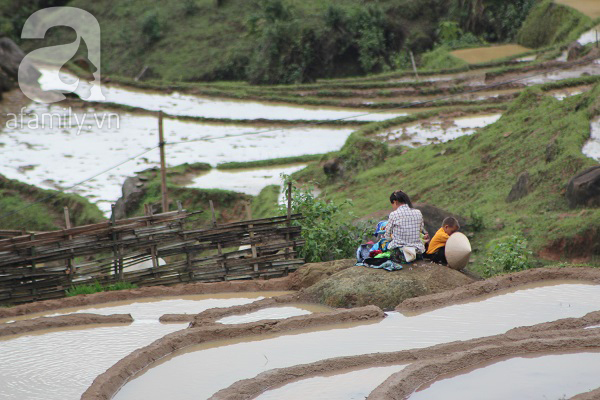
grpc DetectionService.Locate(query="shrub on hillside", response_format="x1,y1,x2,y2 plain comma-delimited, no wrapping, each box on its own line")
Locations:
482,234,533,277
281,178,370,263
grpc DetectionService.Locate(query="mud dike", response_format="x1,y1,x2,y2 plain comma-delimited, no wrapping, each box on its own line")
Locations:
3,266,600,400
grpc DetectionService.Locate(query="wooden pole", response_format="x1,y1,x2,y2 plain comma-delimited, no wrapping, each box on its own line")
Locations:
64,207,75,281
210,200,226,278
409,50,419,81
285,181,292,260
245,202,259,273
158,111,169,213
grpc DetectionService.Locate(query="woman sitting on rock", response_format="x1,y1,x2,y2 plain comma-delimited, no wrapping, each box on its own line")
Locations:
385,190,426,263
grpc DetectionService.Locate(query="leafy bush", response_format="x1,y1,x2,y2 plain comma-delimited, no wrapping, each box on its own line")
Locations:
66,281,138,297
420,45,468,70
141,11,162,46
482,234,533,277
468,210,485,232
281,178,369,263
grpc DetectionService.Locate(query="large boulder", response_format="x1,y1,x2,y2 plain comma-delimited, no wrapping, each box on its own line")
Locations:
414,203,467,236
566,166,600,208
289,259,355,290
112,176,147,219
0,37,40,85
566,41,585,62
506,171,533,203
303,262,474,310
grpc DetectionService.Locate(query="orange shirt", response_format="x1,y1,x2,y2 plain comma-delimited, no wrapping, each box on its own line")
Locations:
427,227,449,254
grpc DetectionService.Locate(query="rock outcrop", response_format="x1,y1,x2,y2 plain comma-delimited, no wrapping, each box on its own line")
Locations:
566,166,600,208
303,262,474,310
112,176,147,220
0,37,40,92
506,171,533,202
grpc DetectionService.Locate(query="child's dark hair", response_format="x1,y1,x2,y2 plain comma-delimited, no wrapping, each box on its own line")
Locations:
442,216,460,228
389,190,413,208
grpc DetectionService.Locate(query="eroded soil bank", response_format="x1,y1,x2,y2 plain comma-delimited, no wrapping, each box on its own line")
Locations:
0,313,132,337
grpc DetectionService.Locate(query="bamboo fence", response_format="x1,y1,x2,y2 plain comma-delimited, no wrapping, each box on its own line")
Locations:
0,201,304,305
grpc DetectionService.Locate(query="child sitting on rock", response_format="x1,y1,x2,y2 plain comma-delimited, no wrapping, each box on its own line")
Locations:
425,217,460,265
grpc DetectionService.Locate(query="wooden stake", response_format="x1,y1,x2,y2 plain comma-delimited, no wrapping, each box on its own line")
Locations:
285,181,292,260
158,111,169,213
245,202,259,272
64,207,75,280
409,50,419,81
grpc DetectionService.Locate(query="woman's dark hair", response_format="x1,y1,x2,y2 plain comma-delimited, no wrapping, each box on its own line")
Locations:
389,190,413,208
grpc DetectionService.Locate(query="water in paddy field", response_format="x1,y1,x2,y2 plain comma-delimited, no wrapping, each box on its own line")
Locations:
217,303,334,325
379,114,502,147
450,44,531,64
583,117,600,162
410,351,600,400
520,61,600,85
0,101,352,216
0,292,301,400
186,164,307,196
577,26,600,46
0,322,187,400
36,67,406,122
555,0,600,19
0,292,293,323
256,365,407,400
114,282,600,400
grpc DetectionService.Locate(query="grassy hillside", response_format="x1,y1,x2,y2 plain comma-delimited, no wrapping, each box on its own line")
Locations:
3,0,540,84
292,86,600,274
517,0,593,48
0,174,104,231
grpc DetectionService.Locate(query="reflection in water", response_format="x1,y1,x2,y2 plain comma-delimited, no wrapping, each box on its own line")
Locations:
0,322,186,400
0,292,293,323
0,102,352,215
583,117,600,162
379,114,501,147
410,352,600,400
37,67,406,122
115,283,600,400
187,165,306,196
217,303,334,325
257,365,407,400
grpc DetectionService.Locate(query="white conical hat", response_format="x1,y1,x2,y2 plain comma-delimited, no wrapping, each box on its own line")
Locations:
445,232,472,270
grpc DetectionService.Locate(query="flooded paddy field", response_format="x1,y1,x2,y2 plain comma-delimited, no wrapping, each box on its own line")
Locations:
555,0,600,18
0,292,292,323
451,45,532,64
410,351,600,400
113,282,600,400
37,67,406,122
218,303,334,325
0,102,353,215
583,116,600,161
377,113,502,147
257,364,407,400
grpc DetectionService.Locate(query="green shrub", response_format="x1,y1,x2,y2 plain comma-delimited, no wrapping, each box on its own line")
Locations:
282,177,369,263
66,281,138,297
483,234,533,277
420,45,468,70
468,210,485,232
141,11,162,45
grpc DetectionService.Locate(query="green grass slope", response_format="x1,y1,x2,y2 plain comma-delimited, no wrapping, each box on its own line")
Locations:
297,86,600,274
517,0,593,48
0,174,104,231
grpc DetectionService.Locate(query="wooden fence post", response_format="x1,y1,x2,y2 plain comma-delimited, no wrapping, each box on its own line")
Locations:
30,233,37,297
285,181,293,261
210,200,226,279
64,207,75,283
158,111,169,213
110,204,123,281
245,202,259,273
144,204,158,270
